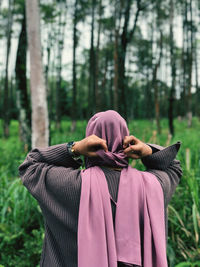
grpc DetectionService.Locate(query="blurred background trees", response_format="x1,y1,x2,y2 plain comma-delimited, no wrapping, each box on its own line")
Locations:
0,0,199,147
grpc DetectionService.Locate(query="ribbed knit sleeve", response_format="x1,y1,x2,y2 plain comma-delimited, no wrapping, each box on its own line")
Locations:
142,142,182,206
19,144,81,171
18,144,82,266
18,143,82,200
142,142,181,170
140,142,182,241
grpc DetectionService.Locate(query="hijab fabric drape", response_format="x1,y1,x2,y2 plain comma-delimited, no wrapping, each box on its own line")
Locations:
78,110,168,267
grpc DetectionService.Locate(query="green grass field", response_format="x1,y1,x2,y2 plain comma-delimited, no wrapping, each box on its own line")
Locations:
0,118,200,267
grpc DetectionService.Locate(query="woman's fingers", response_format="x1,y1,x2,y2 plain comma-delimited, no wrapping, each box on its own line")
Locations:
89,135,108,152
123,135,148,160
124,148,141,159
124,141,152,159
99,139,108,152
74,134,151,159
84,135,108,157
123,135,139,148
73,135,108,157
123,135,144,159
124,144,142,155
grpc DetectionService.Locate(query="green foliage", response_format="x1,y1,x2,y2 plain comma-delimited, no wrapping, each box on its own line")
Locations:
0,120,44,266
40,2,58,23
0,118,200,266
175,262,200,267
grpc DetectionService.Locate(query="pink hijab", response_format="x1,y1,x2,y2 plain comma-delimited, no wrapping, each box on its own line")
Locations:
78,110,168,267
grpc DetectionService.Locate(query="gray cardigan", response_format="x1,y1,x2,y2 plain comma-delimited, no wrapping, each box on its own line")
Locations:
18,142,182,267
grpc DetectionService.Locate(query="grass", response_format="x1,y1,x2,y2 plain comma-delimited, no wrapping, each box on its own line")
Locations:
0,118,200,266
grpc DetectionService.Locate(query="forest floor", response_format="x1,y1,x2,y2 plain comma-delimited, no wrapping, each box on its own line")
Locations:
0,118,200,267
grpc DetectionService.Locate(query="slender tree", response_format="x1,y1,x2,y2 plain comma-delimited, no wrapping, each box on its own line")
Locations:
15,5,31,149
55,1,67,130
3,0,15,138
26,0,49,148
113,0,121,112
194,31,199,118
186,0,194,127
152,30,163,135
117,0,143,119
71,0,78,131
95,0,103,112
181,0,195,126
88,0,96,116
168,0,176,136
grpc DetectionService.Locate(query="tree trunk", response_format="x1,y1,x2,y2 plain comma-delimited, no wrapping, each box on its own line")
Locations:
118,0,142,119
45,24,53,145
118,0,132,119
100,52,109,110
144,71,152,119
56,2,67,130
152,31,163,135
194,32,200,118
168,0,176,136
186,0,193,127
50,47,57,123
113,27,119,111
71,0,78,132
15,6,31,149
113,0,121,112
95,0,102,112
26,0,49,148
88,0,96,117
3,0,14,138
181,0,194,125
180,8,187,117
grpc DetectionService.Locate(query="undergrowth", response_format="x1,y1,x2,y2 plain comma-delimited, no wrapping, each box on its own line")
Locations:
0,118,200,266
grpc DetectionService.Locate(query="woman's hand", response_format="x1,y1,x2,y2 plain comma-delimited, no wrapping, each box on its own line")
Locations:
123,135,152,159
73,135,108,157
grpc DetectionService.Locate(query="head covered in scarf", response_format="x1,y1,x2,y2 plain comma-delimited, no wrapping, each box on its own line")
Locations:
85,110,129,168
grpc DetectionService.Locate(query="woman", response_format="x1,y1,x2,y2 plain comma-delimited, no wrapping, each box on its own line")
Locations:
19,110,182,267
